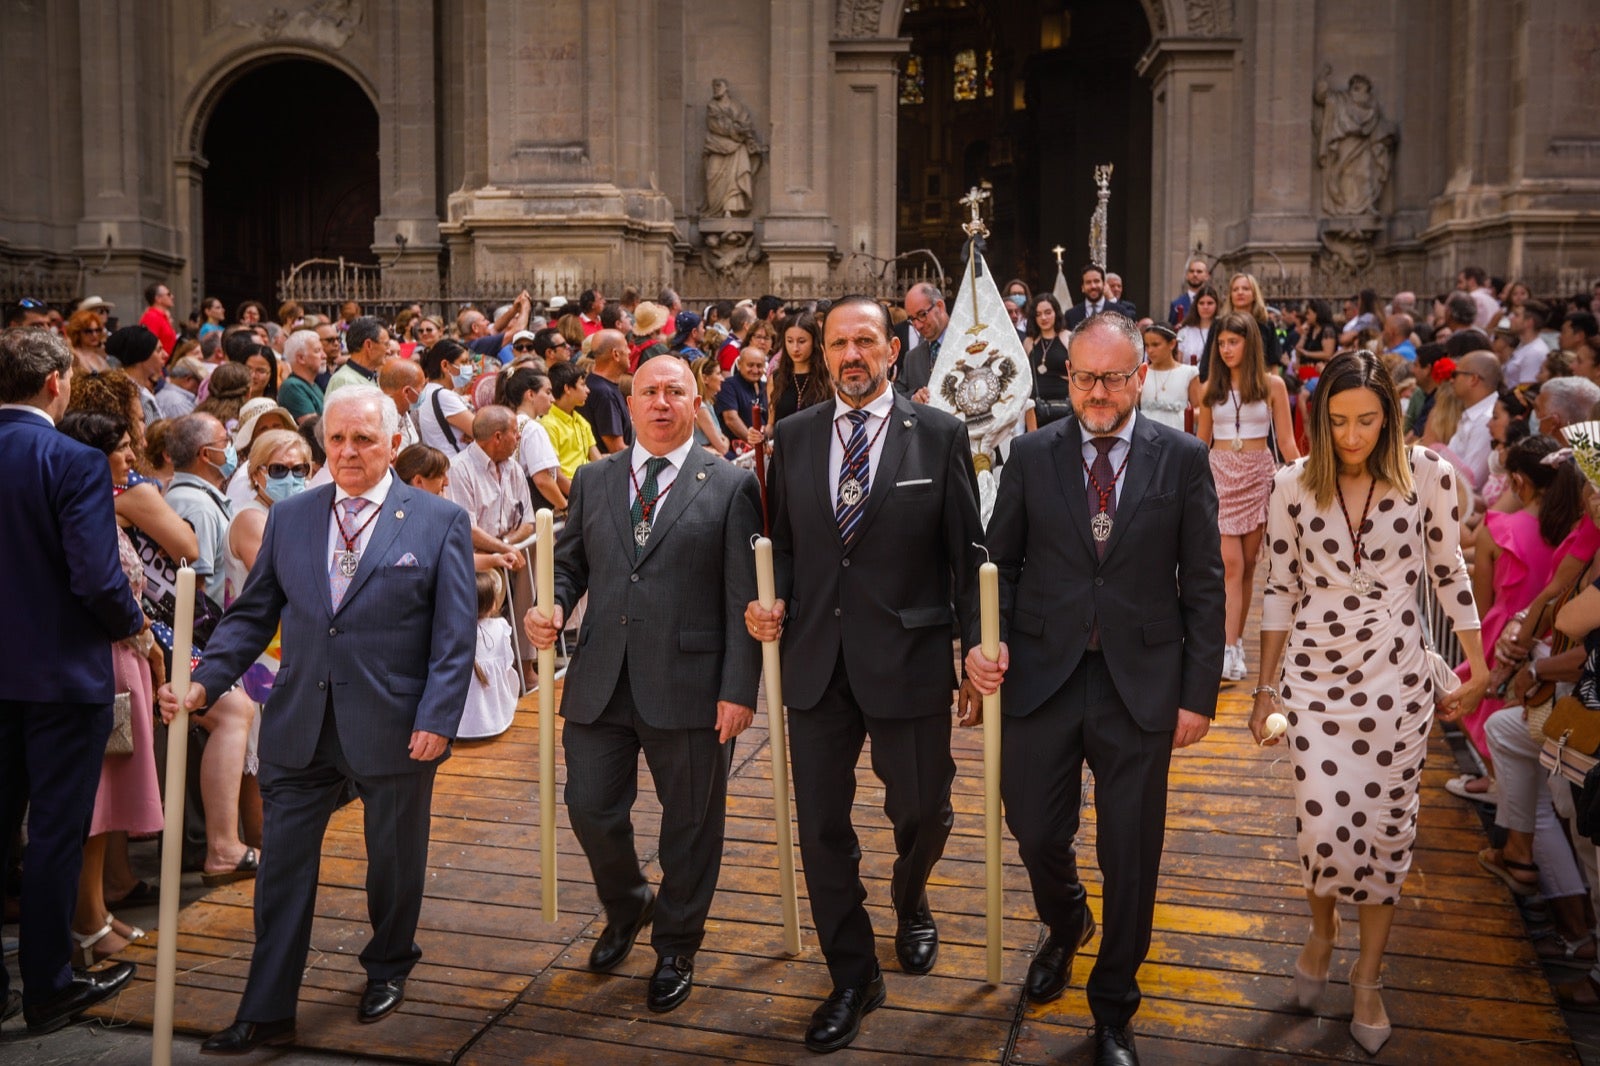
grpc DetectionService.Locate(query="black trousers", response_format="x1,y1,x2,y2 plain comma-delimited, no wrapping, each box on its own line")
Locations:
1001,651,1173,1027
0,699,111,1004
562,671,730,957
239,703,437,1023
788,653,955,989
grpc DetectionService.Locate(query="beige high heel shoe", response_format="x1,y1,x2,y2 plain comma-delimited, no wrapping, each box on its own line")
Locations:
1293,914,1340,1010
72,917,116,967
1349,971,1392,1056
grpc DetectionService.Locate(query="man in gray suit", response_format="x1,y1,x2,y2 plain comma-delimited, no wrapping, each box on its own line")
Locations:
894,282,948,403
524,356,762,1014
160,384,477,1053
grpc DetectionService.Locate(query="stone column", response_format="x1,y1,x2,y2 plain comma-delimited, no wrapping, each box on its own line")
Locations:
1239,0,1319,273
762,0,836,288
1137,35,1240,310
373,0,443,294
829,36,907,284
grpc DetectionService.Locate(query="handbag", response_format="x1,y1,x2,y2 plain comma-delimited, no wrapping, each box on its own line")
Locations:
1543,695,1600,753
105,691,133,756
1525,690,1557,746
1035,399,1073,427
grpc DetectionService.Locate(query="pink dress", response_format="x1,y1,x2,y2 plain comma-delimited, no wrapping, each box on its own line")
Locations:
1457,509,1559,760
90,527,164,837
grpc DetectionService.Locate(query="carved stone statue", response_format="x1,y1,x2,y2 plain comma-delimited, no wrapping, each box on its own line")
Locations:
701,79,766,218
1313,67,1397,218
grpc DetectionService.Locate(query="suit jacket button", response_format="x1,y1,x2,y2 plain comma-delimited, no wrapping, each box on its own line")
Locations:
630,574,639,583
841,558,850,567
1094,577,1103,587
1081,622,1091,631
318,681,327,690
834,608,841,617
620,616,628,625
329,626,338,636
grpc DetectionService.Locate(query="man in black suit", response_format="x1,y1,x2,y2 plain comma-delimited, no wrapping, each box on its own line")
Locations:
0,328,142,1032
524,356,762,1014
965,312,1224,1066
893,282,948,403
1063,264,1135,328
746,296,985,1053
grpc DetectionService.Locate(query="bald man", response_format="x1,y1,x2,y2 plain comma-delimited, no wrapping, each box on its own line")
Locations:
377,357,425,450
445,405,535,564
581,329,634,453
1447,350,1502,490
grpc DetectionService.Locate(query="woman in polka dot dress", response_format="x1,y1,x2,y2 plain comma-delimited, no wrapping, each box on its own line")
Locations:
1250,352,1490,1056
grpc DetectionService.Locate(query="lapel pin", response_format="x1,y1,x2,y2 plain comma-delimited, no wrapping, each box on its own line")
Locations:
394,510,404,519
902,419,912,427
696,471,707,481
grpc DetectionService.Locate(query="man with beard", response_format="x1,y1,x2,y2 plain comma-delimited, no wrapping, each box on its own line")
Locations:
745,296,985,1053
964,312,1224,1066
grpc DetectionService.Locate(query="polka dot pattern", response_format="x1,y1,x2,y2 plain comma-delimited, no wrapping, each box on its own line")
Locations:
1260,449,1480,905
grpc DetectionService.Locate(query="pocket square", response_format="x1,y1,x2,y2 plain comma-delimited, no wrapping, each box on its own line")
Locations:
896,478,933,487
393,553,419,567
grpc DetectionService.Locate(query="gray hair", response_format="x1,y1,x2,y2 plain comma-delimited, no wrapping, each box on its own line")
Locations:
1541,376,1600,427
907,281,944,305
167,356,206,382
199,331,223,359
345,315,386,353
323,382,400,440
1067,310,1147,365
282,329,323,367
167,412,223,468
0,327,73,403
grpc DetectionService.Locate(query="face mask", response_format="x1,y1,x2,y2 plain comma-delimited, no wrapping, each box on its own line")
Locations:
452,368,473,389
263,472,307,502
209,443,238,479
1528,411,1541,436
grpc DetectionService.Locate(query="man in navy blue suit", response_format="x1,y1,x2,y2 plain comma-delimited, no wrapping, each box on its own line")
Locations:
0,328,144,1032
160,383,476,1053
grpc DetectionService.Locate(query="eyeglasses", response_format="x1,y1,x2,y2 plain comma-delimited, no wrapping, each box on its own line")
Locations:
513,343,537,352
1451,370,1479,381
1068,369,1139,392
265,462,312,479
907,306,938,325
83,326,106,335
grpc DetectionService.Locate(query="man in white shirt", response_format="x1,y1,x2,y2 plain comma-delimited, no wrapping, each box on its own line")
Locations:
1457,266,1501,331
445,405,534,564
1447,350,1502,490
378,357,424,451
1503,301,1552,387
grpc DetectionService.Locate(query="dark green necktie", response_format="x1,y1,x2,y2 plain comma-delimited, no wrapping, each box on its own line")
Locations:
630,456,670,557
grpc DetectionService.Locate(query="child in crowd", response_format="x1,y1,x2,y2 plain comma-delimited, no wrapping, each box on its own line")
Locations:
457,570,518,740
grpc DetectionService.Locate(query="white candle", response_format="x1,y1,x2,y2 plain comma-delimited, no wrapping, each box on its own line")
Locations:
535,510,558,922
754,537,802,955
1262,711,1288,744
979,561,1003,985
152,563,197,1066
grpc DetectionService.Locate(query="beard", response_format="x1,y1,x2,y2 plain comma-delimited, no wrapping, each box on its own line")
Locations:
1073,397,1133,436
835,360,885,400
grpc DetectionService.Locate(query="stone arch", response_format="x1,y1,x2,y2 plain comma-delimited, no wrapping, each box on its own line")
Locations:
179,44,377,158
834,0,1236,40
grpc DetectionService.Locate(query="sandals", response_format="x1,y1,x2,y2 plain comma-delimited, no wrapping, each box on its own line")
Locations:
1445,774,1499,804
1538,931,1597,966
72,918,121,967
201,847,260,887
1478,847,1540,897
107,914,146,945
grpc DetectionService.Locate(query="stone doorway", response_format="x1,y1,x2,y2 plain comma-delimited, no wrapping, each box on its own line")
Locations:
894,0,1152,309
200,58,379,317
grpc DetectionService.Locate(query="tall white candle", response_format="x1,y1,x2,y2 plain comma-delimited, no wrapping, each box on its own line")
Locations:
979,561,1003,985
754,537,802,955
152,564,197,1066
535,510,558,922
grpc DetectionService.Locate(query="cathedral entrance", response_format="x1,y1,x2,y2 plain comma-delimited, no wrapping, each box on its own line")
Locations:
894,0,1153,310
200,58,379,316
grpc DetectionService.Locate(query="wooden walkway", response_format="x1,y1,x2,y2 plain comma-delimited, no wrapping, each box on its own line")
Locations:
90,647,1577,1063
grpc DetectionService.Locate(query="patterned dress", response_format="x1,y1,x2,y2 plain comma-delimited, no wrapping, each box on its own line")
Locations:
1262,447,1479,903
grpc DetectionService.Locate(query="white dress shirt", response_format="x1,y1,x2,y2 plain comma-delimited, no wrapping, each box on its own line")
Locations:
1449,393,1497,490
627,437,695,508
328,471,394,569
827,388,897,505
1079,410,1138,506
0,403,52,425
1505,337,1550,388
447,442,535,540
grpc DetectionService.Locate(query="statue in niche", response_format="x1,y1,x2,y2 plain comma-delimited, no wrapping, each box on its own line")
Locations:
701,79,767,218
1313,67,1397,218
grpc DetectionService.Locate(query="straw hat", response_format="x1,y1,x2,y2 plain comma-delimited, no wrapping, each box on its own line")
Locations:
633,301,670,337
233,399,294,451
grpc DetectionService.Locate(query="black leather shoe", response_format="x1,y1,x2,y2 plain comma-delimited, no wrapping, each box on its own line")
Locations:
894,910,939,974
358,978,406,1023
1025,914,1097,1004
1093,1024,1140,1066
200,1018,297,1055
803,970,886,1053
23,962,136,1034
647,954,694,1013
589,893,655,971
3,989,20,1024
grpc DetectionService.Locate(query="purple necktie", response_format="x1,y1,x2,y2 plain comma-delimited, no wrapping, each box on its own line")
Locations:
1087,437,1117,648
329,498,370,609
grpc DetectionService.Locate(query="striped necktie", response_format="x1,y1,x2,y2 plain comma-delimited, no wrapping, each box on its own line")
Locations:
329,497,370,609
630,456,670,558
835,410,871,545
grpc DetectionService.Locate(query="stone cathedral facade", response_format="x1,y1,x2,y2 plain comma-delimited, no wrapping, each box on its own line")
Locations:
3,0,1597,316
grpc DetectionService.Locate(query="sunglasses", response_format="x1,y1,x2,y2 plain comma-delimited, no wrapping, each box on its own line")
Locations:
264,462,312,479
513,343,537,352
17,297,44,310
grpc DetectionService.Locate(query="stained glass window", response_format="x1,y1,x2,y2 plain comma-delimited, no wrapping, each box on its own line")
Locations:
899,54,925,106
983,48,994,98
953,49,978,101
